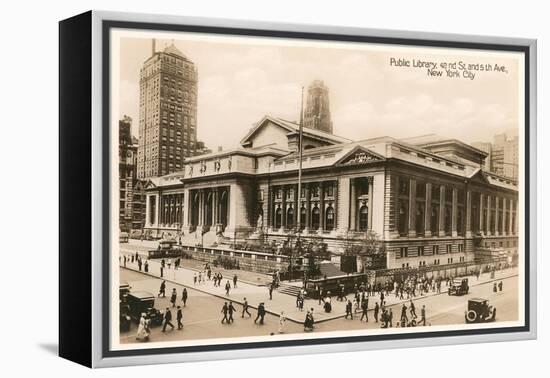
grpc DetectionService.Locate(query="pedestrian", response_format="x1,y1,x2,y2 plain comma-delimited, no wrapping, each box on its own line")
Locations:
170,288,177,307
304,310,314,332
158,280,166,298
160,265,164,278
123,255,127,268
420,305,426,326
269,283,274,300
498,281,503,292
167,258,172,269
400,303,408,325
233,274,238,288
221,302,229,324
162,307,174,332
389,308,393,327
278,311,286,333
380,291,385,307
161,258,165,269
144,260,149,273
410,300,417,318
360,298,369,322
254,302,266,324
493,282,498,293
193,273,197,285
181,288,188,307
242,297,251,317
298,296,304,311
136,313,149,342
228,301,236,323
198,271,202,284
176,306,183,330
225,280,231,295
345,300,353,319
374,302,379,323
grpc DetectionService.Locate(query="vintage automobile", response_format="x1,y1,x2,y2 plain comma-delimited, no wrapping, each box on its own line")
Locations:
448,278,469,296
119,281,131,300
126,291,164,326
119,281,132,332
119,231,129,243
465,298,497,324
147,238,185,259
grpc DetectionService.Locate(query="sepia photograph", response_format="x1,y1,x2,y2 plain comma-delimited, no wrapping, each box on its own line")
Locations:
109,26,526,352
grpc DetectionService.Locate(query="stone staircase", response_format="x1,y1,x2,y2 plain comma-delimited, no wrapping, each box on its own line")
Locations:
276,282,302,297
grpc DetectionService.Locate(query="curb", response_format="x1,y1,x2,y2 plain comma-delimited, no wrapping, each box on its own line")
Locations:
120,262,517,325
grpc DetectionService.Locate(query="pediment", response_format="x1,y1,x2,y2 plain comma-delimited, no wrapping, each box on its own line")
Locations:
335,146,385,166
468,169,490,184
143,179,157,189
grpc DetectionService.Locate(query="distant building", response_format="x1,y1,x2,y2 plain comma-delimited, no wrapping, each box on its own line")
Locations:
472,133,518,180
119,116,147,232
471,141,493,171
119,116,138,232
492,134,519,180
137,40,199,179
304,80,333,134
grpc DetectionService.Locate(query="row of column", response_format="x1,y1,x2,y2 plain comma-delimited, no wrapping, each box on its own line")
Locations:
159,194,183,226
479,194,518,236
192,187,229,228
399,178,518,238
267,177,375,233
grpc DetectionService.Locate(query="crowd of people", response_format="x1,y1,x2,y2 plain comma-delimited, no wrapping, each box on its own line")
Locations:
124,248,507,342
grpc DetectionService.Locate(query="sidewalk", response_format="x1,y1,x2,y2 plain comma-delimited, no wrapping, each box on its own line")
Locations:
120,243,272,287
120,252,517,324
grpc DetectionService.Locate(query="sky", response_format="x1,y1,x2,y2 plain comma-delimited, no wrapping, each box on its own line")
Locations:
116,31,522,150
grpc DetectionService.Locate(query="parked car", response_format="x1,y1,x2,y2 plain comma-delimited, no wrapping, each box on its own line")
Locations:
126,291,163,326
465,298,496,323
448,278,469,296
119,281,131,301
119,281,132,332
119,232,129,243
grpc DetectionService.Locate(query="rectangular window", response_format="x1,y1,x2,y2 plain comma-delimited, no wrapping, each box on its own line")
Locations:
399,247,408,258
446,244,453,254
419,246,425,256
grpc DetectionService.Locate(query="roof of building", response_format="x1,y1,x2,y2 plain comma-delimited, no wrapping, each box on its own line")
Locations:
240,115,351,147
163,43,185,58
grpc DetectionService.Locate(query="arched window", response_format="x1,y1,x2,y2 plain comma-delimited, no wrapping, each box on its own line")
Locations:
359,205,368,231
286,207,294,228
311,207,320,230
299,206,306,229
275,208,282,229
325,206,335,231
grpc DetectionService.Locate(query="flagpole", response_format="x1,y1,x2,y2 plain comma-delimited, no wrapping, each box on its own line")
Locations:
291,86,304,282
297,87,304,232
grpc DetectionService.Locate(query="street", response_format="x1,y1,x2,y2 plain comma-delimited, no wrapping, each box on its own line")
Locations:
119,262,519,344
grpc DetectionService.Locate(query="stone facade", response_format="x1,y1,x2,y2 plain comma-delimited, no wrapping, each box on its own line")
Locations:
143,116,520,272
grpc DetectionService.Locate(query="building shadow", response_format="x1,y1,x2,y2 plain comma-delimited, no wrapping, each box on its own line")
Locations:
38,343,58,356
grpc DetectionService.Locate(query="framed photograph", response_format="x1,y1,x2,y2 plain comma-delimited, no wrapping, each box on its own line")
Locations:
59,10,537,368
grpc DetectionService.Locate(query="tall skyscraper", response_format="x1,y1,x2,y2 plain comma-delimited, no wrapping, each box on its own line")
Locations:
137,41,198,178
303,80,333,134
